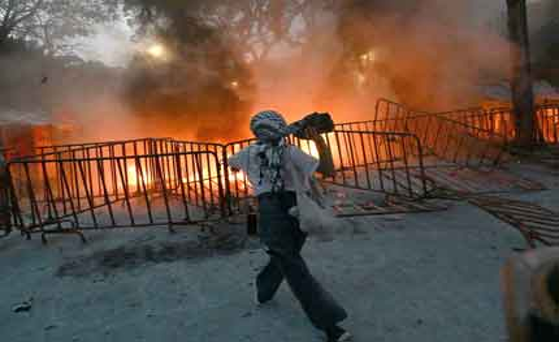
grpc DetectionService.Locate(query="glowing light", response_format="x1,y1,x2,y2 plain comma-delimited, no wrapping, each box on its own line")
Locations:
230,80,239,88
127,165,139,187
355,72,367,87
147,44,166,59
228,170,245,181
306,140,320,159
127,164,152,189
359,50,376,64
228,170,247,190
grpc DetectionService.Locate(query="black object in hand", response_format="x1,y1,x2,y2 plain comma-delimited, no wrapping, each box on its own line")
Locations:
286,112,334,139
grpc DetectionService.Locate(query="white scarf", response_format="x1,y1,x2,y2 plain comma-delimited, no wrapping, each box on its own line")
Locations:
250,110,289,193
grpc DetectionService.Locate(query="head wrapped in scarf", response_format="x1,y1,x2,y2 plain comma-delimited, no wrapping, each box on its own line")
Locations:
250,110,288,143
250,110,288,192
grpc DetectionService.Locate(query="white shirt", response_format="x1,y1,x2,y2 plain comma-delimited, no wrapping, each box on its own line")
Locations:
227,144,319,196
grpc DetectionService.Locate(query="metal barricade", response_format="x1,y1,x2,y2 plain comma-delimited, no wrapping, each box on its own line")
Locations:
8,145,225,242
318,130,429,198
535,103,559,145
6,100,552,241
221,131,430,205
433,102,559,146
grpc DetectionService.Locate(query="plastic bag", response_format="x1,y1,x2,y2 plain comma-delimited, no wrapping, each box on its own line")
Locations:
290,191,337,235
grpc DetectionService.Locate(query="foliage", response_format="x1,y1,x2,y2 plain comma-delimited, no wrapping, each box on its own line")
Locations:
121,0,257,140
122,0,335,64
0,0,119,55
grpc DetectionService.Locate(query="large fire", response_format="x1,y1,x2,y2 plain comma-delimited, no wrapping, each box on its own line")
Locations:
127,164,152,189
125,160,248,193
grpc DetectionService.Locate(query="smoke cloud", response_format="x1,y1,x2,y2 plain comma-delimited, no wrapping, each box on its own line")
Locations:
3,0,551,146
248,0,514,122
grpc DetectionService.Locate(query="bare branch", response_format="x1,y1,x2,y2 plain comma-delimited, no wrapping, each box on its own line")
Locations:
0,0,118,53
11,0,45,26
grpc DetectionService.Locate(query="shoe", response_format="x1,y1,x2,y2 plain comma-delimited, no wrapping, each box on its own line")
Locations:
255,294,264,306
326,326,352,342
254,285,269,305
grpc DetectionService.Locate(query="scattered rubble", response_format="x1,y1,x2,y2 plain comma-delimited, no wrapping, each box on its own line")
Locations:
12,297,33,313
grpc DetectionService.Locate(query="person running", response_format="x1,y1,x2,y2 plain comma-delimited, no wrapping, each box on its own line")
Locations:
228,110,351,342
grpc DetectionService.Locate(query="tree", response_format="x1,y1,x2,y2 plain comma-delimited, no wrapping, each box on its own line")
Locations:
195,0,330,63
507,0,535,146
486,0,559,87
122,0,336,64
121,0,256,141
323,0,516,111
528,0,559,86
0,0,118,55
0,0,44,45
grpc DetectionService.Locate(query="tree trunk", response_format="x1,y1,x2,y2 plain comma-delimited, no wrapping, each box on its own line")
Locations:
506,0,536,147
0,27,9,48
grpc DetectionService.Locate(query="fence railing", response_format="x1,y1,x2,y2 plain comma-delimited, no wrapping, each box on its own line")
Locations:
336,116,507,168
403,114,508,167
220,130,431,207
5,99,555,239
535,103,559,145
318,130,429,198
432,102,559,146
8,147,225,241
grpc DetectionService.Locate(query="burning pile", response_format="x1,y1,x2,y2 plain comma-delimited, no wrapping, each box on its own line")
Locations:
1,96,557,243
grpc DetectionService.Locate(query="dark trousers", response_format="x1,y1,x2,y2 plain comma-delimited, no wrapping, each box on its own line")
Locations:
256,191,347,330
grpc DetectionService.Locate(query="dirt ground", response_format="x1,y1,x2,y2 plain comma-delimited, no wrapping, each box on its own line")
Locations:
0,161,557,341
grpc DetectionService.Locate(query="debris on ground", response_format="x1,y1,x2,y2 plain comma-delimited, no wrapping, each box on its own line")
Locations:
12,297,33,313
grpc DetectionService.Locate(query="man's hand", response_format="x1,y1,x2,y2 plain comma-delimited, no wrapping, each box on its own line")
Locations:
303,127,321,140
304,127,335,178
304,127,328,151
